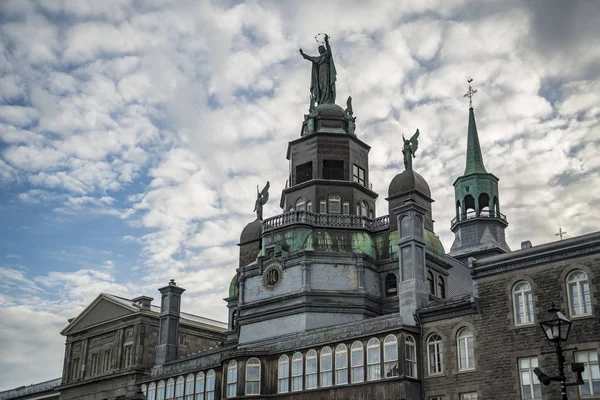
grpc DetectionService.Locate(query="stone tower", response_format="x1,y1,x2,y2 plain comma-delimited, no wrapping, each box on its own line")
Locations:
450,106,510,262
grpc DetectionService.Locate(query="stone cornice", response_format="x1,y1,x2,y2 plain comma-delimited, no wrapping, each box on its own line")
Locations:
472,231,600,278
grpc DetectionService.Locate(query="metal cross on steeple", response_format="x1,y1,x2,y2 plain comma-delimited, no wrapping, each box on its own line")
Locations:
464,78,478,109
555,226,567,240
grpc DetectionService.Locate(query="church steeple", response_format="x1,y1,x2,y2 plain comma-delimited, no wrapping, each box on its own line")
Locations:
449,80,510,262
464,107,487,175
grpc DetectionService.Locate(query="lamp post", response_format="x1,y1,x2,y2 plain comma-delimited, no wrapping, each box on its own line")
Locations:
535,305,584,400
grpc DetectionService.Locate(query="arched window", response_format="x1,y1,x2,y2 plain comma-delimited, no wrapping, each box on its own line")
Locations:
478,193,490,216
369,209,374,219
306,201,313,213
205,370,215,400
405,335,417,378
148,382,157,400
319,199,327,214
176,376,185,400
351,341,364,383
306,349,318,389
245,358,261,395
437,276,445,298
513,281,534,325
367,338,381,381
427,271,435,295
278,355,289,393
383,335,399,377
292,352,303,391
227,360,237,398
185,373,194,400
457,328,475,370
464,194,475,216
342,201,350,215
194,372,204,400
231,310,238,331
328,194,341,214
385,273,397,297
157,380,166,400
567,270,592,316
288,206,294,212
359,201,368,217
141,384,148,398
166,378,175,400
427,334,443,375
335,344,348,385
295,197,306,211
321,347,333,387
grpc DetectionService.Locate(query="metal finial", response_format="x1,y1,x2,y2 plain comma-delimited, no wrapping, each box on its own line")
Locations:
555,226,567,240
463,78,478,109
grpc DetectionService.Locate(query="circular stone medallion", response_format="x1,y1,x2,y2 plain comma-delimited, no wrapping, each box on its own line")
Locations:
262,262,283,289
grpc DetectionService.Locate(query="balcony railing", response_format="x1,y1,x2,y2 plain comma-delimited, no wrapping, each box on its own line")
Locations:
450,209,507,225
263,211,390,233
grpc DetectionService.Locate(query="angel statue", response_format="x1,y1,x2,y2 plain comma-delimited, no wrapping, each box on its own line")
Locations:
299,34,337,106
402,129,420,171
254,181,270,220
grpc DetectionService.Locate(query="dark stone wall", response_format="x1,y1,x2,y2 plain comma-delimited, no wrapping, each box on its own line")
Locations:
422,252,600,400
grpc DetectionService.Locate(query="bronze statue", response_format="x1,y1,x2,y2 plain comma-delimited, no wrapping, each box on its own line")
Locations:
402,129,420,171
254,181,270,220
299,34,337,107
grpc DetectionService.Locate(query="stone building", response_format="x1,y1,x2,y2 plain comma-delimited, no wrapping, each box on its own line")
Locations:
2,68,599,400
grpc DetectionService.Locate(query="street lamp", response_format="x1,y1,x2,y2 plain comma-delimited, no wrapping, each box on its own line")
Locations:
534,305,584,400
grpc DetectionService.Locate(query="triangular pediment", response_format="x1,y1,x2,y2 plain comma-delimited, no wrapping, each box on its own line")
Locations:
61,294,139,335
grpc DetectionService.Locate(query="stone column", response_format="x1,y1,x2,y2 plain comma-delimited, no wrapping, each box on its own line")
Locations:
155,279,185,366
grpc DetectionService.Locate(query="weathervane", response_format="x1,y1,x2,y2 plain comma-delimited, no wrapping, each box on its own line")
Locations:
463,78,478,108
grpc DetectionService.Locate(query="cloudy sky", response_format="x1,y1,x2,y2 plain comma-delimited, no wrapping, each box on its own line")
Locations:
0,0,599,390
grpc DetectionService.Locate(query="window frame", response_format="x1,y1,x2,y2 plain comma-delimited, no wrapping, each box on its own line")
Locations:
385,273,398,297
567,270,592,317
306,349,318,389
166,378,175,400
367,338,381,381
352,164,365,185
383,335,399,378
320,347,333,387
278,355,290,394
157,380,166,400
405,335,417,378
147,382,157,400
427,334,444,375
319,199,327,214
427,271,435,295
351,341,364,383
513,281,535,326
291,352,303,392
205,370,215,400
460,394,478,400
102,350,111,373
175,376,185,400
335,344,348,385
194,371,205,400
227,360,237,398
123,344,133,368
437,276,445,298
519,357,542,400
457,328,475,371
328,194,341,214
575,350,600,397
295,197,306,211
185,373,195,400
245,357,261,396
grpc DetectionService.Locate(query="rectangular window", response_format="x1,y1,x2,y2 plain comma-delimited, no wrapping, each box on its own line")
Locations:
124,345,133,368
103,350,111,373
295,162,312,185
429,397,446,400
405,339,417,378
91,353,99,375
460,393,478,400
352,164,365,185
323,160,344,180
576,350,600,397
519,357,542,400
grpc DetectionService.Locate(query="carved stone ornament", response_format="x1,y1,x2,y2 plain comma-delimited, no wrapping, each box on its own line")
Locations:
261,262,283,290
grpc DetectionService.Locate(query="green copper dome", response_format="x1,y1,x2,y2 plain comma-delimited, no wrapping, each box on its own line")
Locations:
229,274,239,298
